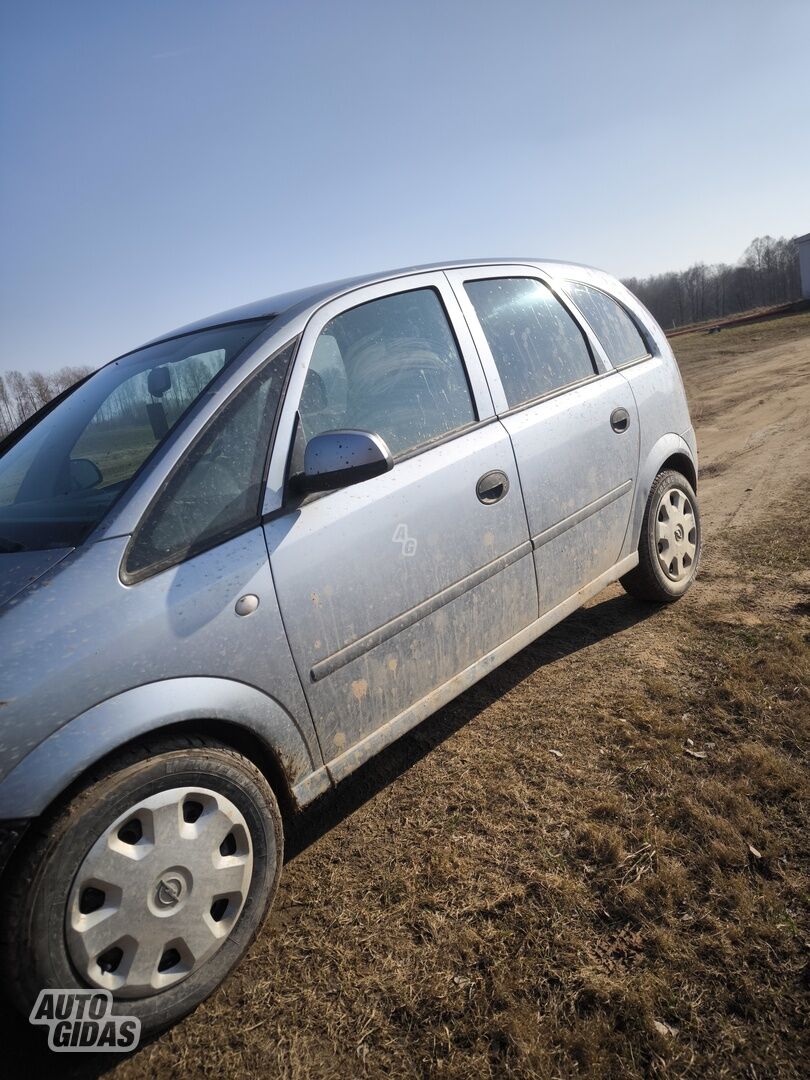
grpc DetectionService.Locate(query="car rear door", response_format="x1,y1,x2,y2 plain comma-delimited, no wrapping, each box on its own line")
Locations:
446,266,639,615
262,275,537,778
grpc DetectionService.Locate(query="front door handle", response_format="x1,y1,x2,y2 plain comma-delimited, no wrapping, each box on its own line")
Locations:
476,470,510,504
610,407,631,433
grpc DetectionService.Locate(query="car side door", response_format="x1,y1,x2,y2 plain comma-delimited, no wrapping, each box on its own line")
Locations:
262,274,537,778
446,267,639,615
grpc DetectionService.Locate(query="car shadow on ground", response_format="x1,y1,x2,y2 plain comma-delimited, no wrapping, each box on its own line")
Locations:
0,590,654,1077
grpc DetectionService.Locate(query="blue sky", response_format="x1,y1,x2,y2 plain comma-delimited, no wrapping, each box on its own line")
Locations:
1,0,808,373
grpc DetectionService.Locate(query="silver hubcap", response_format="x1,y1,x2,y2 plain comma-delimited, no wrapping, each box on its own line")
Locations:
66,787,253,999
654,487,697,582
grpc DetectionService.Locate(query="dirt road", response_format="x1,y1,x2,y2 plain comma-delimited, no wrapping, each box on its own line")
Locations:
10,312,810,1079
676,312,810,534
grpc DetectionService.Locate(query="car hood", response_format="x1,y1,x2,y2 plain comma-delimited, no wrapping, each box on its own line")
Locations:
0,548,73,609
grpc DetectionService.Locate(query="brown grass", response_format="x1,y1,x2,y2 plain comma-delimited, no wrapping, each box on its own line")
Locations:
671,309,810,372
114,496,806,1077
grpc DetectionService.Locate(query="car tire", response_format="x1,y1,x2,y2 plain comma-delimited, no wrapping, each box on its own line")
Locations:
0,734,283,1039
620,468,701,603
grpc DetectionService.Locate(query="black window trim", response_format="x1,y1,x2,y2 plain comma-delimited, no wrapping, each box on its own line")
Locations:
393,414,488,464
495,366,622,421
273,414,500,517
564,279,655,370
463,274,603,416
121,335,300,585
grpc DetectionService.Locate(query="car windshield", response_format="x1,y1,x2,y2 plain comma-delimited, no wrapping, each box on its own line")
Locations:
0,319,271,553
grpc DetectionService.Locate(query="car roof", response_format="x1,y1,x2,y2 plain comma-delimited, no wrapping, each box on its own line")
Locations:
148,257,604,343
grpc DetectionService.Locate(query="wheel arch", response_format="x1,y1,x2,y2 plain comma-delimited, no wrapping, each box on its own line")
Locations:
622,433,698,559
660,451,697,491
0,678,331,825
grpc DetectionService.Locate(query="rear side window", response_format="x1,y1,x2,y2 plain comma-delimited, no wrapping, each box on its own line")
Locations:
298,288,476,457
124,340,295,580
566,283,649,367
464,278,595,409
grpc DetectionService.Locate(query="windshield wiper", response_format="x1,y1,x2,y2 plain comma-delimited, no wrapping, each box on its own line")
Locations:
0,535,24,553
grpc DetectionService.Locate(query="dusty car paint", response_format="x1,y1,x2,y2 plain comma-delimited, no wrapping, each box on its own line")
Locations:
0,258,697,843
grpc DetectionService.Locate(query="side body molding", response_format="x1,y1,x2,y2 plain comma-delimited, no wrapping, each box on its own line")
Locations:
0,677,332,819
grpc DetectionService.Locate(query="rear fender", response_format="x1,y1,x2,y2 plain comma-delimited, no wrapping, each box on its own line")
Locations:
621,433,696,558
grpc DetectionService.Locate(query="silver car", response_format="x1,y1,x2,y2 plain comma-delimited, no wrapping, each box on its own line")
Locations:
0,260,700,1035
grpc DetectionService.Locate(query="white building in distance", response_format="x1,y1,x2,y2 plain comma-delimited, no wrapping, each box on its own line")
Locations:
796,232,810,299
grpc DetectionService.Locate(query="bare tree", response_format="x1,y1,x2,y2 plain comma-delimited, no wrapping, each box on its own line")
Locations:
0,233,803,439
0,374,15,434
0,365,93,438
625,235,802,330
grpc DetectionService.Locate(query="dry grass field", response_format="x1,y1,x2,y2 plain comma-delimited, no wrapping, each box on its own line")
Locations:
7,311,810,1079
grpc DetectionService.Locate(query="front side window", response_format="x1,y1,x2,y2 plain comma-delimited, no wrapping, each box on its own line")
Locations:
298,288,476,457
124,341,295,580
0,320,271,552
464,278,596,408
566,282,649,367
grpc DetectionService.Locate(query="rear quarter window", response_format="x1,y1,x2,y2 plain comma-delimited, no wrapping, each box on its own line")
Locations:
566,282,650,368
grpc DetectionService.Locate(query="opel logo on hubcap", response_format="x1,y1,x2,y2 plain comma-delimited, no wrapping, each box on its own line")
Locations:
674,523,684,542
155,876,184,908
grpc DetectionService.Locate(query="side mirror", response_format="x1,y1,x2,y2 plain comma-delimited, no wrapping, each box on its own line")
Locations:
69,457,103,492
297,430,393,494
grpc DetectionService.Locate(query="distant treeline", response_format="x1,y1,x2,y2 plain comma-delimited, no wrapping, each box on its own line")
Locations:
0,233,804,440
0,365,94,440
623,234,801,330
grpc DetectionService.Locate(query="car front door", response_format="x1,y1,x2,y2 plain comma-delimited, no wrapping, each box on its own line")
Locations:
263,275,538,779
446,267,639,615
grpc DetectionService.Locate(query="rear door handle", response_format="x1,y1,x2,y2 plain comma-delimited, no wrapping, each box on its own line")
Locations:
610,407,630,433
476,470,510,504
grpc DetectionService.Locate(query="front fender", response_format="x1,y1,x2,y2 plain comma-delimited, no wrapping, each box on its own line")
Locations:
0,677,331,819
622,432,696,558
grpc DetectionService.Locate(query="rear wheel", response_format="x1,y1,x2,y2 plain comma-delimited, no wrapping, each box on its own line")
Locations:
0,736,283,1038
621,468,701,603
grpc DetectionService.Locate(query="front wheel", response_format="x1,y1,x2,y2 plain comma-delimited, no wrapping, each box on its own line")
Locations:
621,468,701,603
0,736,283,1039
